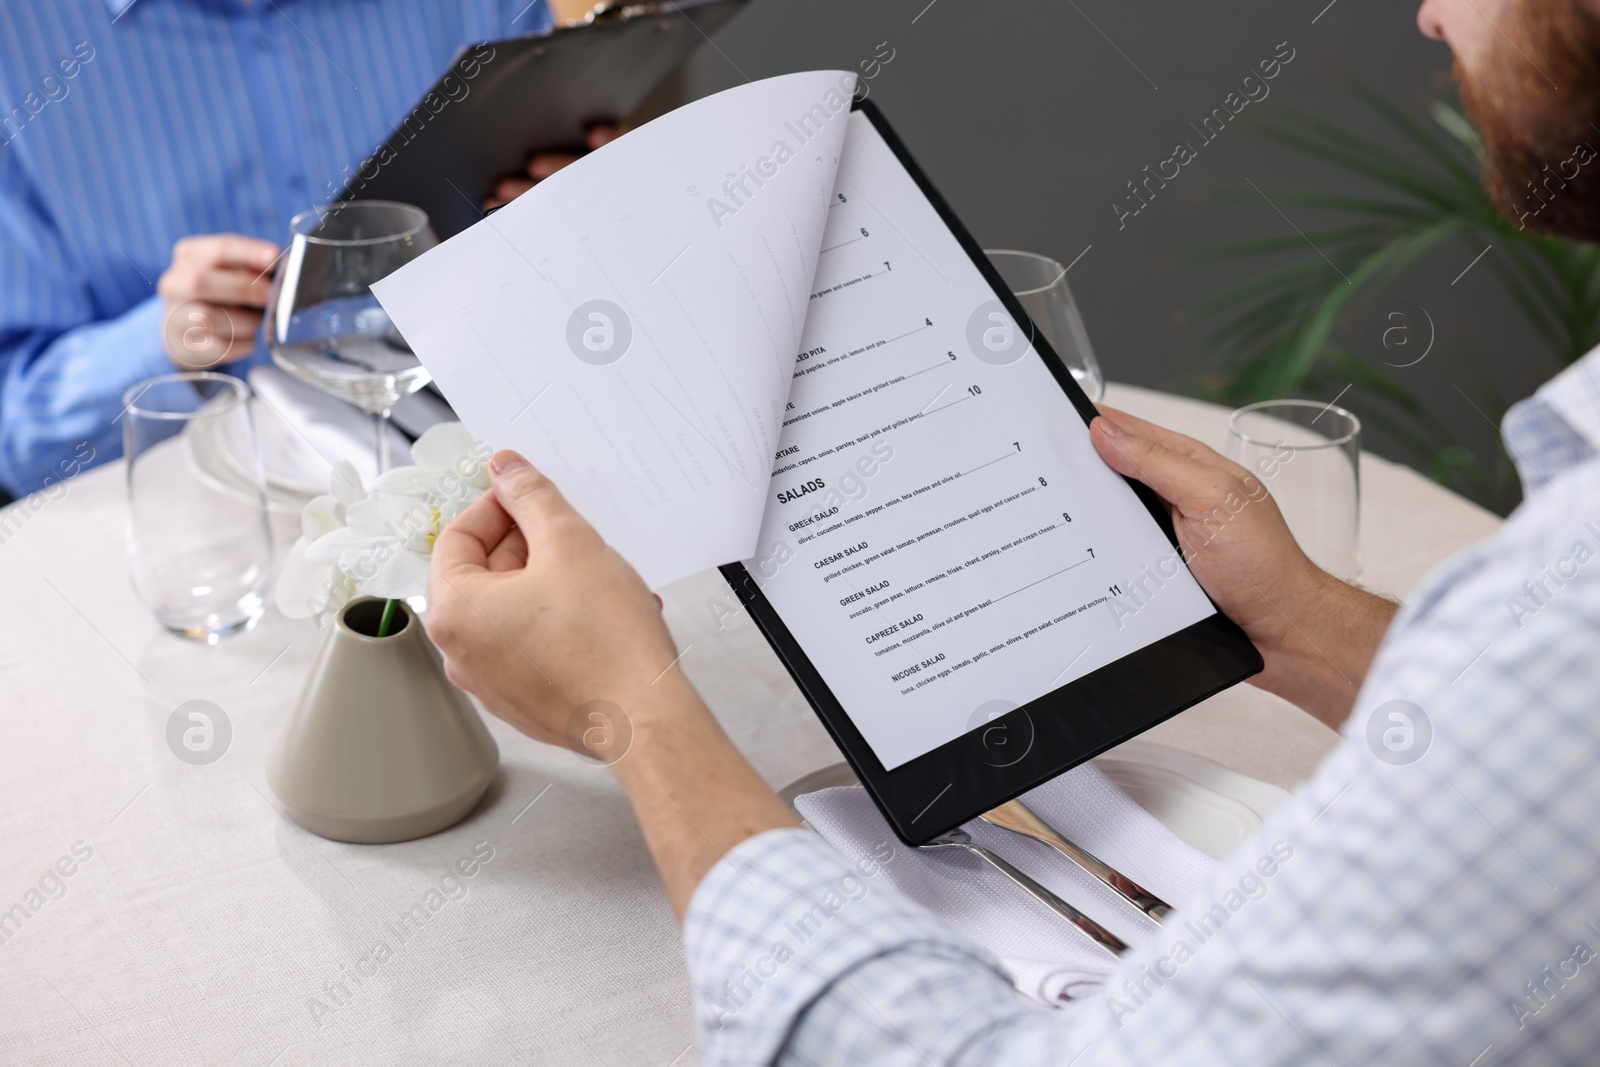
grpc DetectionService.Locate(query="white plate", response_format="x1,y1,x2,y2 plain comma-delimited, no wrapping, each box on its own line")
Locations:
248,364,412,496
780,740,1293,862
1094,740,1292,860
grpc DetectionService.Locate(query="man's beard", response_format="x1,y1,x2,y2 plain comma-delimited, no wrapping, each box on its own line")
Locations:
1456,1,1600,242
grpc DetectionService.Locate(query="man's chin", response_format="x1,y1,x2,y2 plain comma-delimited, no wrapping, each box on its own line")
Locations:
1491,186,1600,241
1477,133,1600,242
1451,9,1600,244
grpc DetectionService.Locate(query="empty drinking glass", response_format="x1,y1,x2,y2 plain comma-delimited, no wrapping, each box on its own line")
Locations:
123,373,274,642
1226,399,1362,583
984,249,1105,401
266,200,438,472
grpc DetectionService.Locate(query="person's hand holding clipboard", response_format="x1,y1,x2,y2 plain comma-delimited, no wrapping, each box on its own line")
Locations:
341,0,750,238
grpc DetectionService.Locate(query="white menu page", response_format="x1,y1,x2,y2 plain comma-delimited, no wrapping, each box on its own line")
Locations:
374,73,1216,772
375,71,853,585
750,112,1215,769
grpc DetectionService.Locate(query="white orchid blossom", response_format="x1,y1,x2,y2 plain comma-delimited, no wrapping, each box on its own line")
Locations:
275,423,490,622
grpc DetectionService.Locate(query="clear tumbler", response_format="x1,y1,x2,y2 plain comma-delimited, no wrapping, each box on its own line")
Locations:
1226,399,1361,583
123,372,274,641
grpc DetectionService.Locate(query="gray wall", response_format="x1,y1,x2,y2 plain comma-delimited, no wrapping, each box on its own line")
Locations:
661,0,1556,513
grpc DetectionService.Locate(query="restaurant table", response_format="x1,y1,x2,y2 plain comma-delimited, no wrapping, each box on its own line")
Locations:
0,382,1503,1066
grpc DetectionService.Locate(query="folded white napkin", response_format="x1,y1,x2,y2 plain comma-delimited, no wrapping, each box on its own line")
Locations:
794,762,1218,1004
248,365,413,491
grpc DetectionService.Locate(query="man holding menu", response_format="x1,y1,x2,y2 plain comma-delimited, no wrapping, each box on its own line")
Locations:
0,0,605,498
423,0,1600,1062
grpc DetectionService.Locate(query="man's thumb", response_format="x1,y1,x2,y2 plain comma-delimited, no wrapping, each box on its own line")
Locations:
489,450,567,528
1090,416,1212,510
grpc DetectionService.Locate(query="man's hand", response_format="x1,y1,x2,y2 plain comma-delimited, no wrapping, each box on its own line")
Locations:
427,450,680,739
1090,406,1397,730
156,235,280,371
483,124,625,210
428,451,797,918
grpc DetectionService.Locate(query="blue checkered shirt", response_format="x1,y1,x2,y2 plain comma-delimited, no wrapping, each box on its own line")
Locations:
0,0,550,496
685,349,1600,1066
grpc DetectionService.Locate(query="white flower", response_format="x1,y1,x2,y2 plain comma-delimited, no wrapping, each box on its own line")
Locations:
372,421,490,505
275,423,489,621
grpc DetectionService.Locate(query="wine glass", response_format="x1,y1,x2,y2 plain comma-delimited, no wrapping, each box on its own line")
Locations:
984,249,1105,401
265,201,438,472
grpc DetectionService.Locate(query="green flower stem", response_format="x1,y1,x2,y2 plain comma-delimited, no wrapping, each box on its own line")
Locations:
376,598,401,639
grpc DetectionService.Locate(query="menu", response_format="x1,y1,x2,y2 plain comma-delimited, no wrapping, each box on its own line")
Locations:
374,72,1216,771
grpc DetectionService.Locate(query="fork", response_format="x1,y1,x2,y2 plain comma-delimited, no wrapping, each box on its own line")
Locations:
918,828,1126,957
980,799,1172,922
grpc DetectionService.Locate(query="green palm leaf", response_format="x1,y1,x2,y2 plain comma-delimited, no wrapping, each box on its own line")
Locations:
1180,85,1598,513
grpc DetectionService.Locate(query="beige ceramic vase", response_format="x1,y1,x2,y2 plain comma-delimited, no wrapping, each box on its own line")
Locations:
267,597,499,844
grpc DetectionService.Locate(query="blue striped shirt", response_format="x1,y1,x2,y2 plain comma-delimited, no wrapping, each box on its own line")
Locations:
0,0,551,495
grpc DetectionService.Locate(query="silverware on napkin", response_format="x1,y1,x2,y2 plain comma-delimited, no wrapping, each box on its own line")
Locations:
918,829,1127,957
980,799,1172,922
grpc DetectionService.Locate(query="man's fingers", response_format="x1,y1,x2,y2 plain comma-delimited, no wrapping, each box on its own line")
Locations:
215,307,263,362
527,152,580,180
162,235,280,317
432,489,516,576
506,127,624,198
433,451,584,579
487,177,534,208
586,123,624,149
486,527,529,572
174,234,281,272
218,235,282,271
1096,405,1257,483
163,302,261,369
189,267,274,308
1091,416,1231,512
1096,406,1224,466
489,450,578,533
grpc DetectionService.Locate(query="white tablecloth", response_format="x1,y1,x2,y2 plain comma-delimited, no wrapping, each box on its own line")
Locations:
0,383,1503,1066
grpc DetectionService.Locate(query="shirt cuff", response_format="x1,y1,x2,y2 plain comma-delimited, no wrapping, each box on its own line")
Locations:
682,827,1009,1067
85,292,176,395
0,296,174,495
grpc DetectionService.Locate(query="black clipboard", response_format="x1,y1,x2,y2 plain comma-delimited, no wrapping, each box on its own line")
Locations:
340,0,749,239
720,100,1264,847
